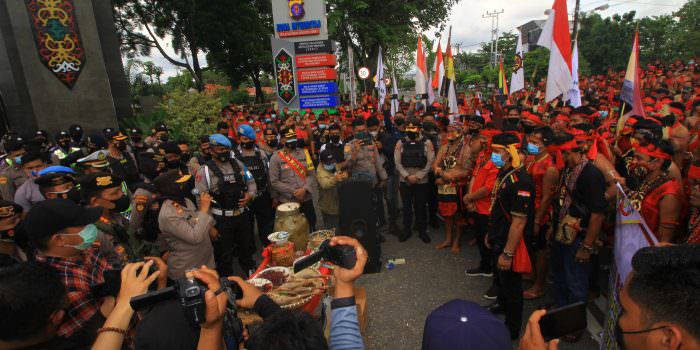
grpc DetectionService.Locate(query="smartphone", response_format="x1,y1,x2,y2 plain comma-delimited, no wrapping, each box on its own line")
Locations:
539,302,587,340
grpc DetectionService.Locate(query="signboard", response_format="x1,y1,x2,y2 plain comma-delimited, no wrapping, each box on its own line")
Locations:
272,0,328,43
297,68,337,82
296,54,336,68
294,40,334,54
276,20,322,38
300,95,340,109
358,67,370,80
274,49,296,104
299,82,338,96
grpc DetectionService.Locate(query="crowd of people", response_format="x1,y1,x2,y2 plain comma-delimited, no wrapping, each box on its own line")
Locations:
1,58,700,349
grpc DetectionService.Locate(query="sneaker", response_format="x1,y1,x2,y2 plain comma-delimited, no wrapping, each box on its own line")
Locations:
465,266,494,277
482,284,499,300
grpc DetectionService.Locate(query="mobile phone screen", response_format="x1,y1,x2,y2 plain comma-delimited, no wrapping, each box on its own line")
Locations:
538,302,587,340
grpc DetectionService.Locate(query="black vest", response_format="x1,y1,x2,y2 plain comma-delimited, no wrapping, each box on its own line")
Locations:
401,139,427,168
235,149,268,193
324,142,345,162
206,159,245,209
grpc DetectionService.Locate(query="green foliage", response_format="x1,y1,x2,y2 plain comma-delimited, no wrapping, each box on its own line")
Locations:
119,110,167,134
158,91,219,145
523,48,550,85
164,72,197,93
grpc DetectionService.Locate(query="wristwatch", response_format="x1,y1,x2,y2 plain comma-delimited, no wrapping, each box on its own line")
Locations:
502,250,514,258
580,244,597,254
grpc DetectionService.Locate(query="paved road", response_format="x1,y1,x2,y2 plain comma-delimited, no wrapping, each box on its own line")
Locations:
355,224,599,350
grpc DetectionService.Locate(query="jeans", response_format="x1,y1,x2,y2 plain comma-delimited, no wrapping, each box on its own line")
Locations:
493,245,523,335
551,238,591,306
399,182,428,234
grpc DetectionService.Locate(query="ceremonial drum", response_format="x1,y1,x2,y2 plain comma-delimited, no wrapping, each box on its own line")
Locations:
274,202,309,253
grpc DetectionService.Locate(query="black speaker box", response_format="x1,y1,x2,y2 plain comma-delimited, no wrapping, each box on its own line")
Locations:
338,179,381,273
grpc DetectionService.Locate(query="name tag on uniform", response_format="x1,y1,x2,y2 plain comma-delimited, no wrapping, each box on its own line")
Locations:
281,164,290,169
223,174,237,182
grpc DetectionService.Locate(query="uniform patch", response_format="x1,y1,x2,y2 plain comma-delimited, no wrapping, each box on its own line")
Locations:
136,204,145,212
0,176,7,185
281,164,290,169
134,195,148,204
517,190,531,197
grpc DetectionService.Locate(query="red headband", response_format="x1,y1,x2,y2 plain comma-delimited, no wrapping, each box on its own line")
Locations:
634,144,672,160
558,139,580,152
689,164,700,180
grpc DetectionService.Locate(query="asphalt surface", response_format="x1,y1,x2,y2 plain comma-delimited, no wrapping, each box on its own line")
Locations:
355,223,600,350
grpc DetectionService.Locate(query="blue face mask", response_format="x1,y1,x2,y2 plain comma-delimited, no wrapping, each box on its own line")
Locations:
323,163,336,171
319,124,327,130
13,156,22,165
600,111,609,118
527,143,541,155
491,152,505,168
65,224,98,250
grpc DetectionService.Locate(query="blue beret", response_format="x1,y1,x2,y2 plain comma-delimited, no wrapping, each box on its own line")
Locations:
39,165,76,176
209,134,232,148
237,124,256,140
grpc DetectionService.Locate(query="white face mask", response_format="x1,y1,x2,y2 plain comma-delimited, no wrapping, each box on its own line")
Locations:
369,131,379,138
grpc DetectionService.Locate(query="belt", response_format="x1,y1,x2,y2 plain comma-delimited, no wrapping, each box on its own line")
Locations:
211,207,247,217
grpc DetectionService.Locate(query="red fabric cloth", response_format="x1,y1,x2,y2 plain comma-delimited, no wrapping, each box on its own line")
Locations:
526,154,555,223
641,179,685,239
470,158,499,215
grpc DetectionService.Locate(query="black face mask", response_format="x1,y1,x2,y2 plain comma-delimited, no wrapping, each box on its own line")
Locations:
110,194,131,213
159,135,169,143
407,131,418,140
423,122,436,132
286,140,298,150
167,159,181,169
504,118,520,126
131,136,142,144
116,142,127,151
467,128,480,135
66,187,81,204
266,139,279,148
241,141,256,149
329,135,341,143
181,153,192,163
215,150,231,162
58,140,71,149
0,228,15,241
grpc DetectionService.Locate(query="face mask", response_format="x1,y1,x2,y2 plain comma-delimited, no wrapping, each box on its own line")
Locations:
522,124,536,134
167,159,181,169
266,139,279,148
355,131,367,140
58,141,71,149
285,140,298,150
65,224,98,250
181,153,192,163
407,131,418,140
159,135,169,143
467,128,480,135
330,135,341,143
319,124,327,130
369,131,379,138
116,142,127,151
216,150,231,162
131,136,142,143
491,152,505,168
527,143,541,155
600,111,609,118
0,228,16,242
13,157,22,165
323,163,336,171
423,122,436,132
110,194,131,213
505,118,520,126
66,187,81,204
241,141,256,149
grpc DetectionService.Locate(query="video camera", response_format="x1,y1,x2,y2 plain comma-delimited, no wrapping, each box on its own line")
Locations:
130,275,243,327
293,239,357,273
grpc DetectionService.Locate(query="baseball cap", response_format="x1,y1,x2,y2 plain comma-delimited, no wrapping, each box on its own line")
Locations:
319,149,335,164
24,199,102,242
422,300,511,350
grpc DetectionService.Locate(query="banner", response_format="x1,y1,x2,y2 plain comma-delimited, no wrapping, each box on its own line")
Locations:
600,184,658,350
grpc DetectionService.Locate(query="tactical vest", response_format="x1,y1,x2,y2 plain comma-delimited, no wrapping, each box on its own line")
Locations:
401,139,428,168
235,149,268,193
206,159,245,209
324,142,345,162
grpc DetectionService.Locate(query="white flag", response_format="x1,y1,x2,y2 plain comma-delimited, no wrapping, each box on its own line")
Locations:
427,72,436,104
375,46,386,110
510,31,525,94
537,1,573,102
348,45,357,109
569,41,582,108
391,71,399,116
448,79,459,118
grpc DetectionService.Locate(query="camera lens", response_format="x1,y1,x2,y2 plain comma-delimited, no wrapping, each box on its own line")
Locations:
186,287,200,297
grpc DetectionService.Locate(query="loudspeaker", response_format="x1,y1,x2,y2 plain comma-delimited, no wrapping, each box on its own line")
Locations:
338,179,381,273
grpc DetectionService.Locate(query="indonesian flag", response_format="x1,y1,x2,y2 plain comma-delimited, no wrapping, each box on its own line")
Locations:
432,41,445,94
415,35,428,98
620,30,645,117
498,59,509,96
510,31,525,94
441,32,455,98
537,0,573,102
445,40,458,116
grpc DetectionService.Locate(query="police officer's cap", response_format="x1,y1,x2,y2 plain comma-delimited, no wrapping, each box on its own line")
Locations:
79,172,123,196
138,151,165,163
0,200,22,219
4,138,24,152
491,132,520,146
104,129,128,142
281,127,297,140
34,130,49,139
55,130,71,141
405,119,422,131
154,169,192,193
129,127,143,135
86,134,107,150
238,124,256,140
35,172,76,189
154,123,169,132
77,150,110,168
209,134,232,148
68,124,82,134
39,166,75,177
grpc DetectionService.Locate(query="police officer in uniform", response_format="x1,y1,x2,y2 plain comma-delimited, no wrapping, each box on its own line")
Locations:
105,129,140,189
76,150,112,175
0,137,27,201
128,127,147,156
320,124,345,164
195,134,257,277
235,125,274,246
187,135,213,176
269,127,318,230
50,130,82,166
130,152,167,243
395,119,435,243
14,151,48,212
343,118,387,186
34,166,78,202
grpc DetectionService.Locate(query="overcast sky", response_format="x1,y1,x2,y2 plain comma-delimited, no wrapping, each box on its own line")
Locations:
136,0,686,79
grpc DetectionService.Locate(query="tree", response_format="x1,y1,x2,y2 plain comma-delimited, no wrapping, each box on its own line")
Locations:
672,0,700,58
113,0,208,91
124,59,165,98
159,91,219,144
578,12,637,74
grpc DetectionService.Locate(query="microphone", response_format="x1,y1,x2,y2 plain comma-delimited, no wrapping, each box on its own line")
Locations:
191,188,218,204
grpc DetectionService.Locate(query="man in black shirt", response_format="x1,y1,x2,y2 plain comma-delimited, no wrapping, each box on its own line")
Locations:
485,132,535,340
552,133,607,313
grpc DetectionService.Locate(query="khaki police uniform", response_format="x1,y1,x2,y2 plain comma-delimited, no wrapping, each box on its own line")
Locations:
269,148,318,229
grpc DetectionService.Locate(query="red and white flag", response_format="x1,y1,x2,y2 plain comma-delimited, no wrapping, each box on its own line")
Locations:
432,41,445,94
415,36,428,98
620,30,645,117
537,0,572,102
